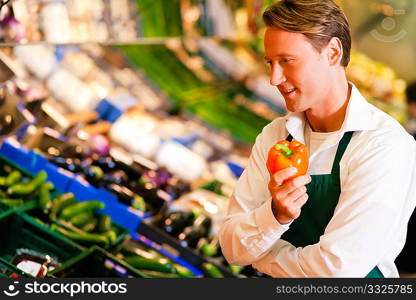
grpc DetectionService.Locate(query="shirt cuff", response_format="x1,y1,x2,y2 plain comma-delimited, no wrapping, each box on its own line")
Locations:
255,198,291,238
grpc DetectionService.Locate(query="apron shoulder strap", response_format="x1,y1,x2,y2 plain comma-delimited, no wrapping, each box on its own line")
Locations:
287,132,354,176
331,131,354,176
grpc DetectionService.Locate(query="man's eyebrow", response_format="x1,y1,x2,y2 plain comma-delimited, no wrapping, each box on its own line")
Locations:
264,54,295,60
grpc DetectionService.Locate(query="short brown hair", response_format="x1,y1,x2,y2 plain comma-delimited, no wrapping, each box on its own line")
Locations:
263,0,351,67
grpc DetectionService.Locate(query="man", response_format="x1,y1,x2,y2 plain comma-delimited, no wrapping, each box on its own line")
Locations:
219,0,416,277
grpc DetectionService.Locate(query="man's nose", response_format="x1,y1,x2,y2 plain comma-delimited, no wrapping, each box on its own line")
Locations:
270,65,286,86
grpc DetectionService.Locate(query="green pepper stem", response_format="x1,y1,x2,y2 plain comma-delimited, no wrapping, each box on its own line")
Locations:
275,144,294,157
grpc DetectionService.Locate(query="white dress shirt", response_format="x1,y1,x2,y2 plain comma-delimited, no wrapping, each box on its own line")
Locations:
219,84,416,277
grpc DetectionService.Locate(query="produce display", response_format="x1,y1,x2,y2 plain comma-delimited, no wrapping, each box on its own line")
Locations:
120,44,270,144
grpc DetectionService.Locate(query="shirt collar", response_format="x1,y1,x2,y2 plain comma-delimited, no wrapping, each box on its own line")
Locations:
284,83,377,142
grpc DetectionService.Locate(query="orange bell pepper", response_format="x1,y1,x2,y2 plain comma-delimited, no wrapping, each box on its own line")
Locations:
266,139,308,181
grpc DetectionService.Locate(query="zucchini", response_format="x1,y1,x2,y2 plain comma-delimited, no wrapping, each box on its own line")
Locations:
5,170,21,186
51,224,109,248
97,214,112,233
140,270,181,278
0,198,24,207
201,262,224,278
7,171,47,196
49,193,76,221
174,264,194,278
124,256,175,274
38,183,52,213
60,200,105,220
103,229,117,245
81,218,98,232
68,211,95,228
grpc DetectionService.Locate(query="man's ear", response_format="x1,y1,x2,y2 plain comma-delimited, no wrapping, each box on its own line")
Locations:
326,37,343,66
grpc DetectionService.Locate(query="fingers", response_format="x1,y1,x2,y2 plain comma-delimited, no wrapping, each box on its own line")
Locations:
269,168,311,224
294,193,309,206
269,172,311,198
286,186,307,202
271,167,298,186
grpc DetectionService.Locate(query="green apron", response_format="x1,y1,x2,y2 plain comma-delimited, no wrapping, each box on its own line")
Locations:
280,132,383,278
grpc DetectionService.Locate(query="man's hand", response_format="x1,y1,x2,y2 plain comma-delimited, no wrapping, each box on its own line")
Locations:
268,167,312,225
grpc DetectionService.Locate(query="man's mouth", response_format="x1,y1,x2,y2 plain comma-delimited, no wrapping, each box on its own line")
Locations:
280,87,297,95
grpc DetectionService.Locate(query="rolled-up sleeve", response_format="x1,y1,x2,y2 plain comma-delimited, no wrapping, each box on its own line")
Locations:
219,129,290,266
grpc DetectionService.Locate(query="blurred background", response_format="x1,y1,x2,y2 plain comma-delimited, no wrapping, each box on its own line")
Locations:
0,0,415,279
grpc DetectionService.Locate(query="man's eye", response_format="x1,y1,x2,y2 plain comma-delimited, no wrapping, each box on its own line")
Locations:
282,58,293,63
266,61,272,66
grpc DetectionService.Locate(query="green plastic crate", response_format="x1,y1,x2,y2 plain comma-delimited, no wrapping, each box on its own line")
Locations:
49,246,148,278
0,211,84,275
0,257,29,278
0,157,44,213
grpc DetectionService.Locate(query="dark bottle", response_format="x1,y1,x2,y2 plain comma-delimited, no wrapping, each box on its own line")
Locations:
162,211,194,236
177,214,212,249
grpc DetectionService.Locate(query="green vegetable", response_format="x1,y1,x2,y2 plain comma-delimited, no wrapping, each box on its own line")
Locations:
5,171,21,186
97,215,112,233
174,264,194,278
81,219,98,232
201,241,218,257
7,171,47,195
68,211,95,228
38,184,52,212
229,265,244,274
124,256,175,274
51,224,109,248
103,230,117,245
0,198,24,207
201,263,224,278
132,195,146,212
60,200,105,220
49,193,76,221
44,182,55,190
139,270,181,278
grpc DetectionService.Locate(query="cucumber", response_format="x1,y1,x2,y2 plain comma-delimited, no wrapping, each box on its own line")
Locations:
44,182,55,190
140,270,181,278
5,171,21,186
38,184,52,213
81,218,98,232
200,241,218,257
68,211,95,228
60,200,105,220
49,193,76,221
229,265,244,274
103,229,117,245
0,198,24,207
8,171,47,196
201,262,224,278
51,224,109,248
174,264,194,278
97,215,112,233
124,256,176,274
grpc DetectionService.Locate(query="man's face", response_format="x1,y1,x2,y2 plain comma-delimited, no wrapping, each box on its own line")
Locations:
264,26,332,113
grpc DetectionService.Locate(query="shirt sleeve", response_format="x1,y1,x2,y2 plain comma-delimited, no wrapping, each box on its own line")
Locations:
252,134,416,277
219,127,291,266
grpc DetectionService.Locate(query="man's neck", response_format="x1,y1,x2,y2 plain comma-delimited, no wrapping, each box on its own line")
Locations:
306,78,351,133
